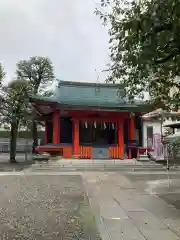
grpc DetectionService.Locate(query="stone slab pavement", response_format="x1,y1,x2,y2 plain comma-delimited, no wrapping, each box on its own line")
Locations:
83,172,180,240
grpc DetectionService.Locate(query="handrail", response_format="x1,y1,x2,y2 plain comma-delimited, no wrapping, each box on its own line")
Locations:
109,146,121,159
63,146,72,158
80,146,92,159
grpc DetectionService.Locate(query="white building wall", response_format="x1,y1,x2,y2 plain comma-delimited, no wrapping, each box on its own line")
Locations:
163,118,180,133
143,120,161,147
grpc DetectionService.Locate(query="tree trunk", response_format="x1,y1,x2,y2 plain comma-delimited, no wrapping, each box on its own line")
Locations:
10,121,18,163
32,120,38,153
32,88,39,154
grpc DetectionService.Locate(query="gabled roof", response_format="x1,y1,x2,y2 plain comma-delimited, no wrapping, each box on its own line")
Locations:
163,122,180,128
142,108,180,119
30,80,149,112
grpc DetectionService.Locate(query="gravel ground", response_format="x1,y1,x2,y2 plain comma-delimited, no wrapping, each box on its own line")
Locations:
0,153,33,172
0,162,33,172
0,175,101,240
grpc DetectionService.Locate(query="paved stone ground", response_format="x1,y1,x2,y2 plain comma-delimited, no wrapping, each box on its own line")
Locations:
125,172,180,209
0,175,101,239
83,171,180,239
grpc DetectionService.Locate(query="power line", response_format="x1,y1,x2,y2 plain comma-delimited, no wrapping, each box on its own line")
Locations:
90,0,101,6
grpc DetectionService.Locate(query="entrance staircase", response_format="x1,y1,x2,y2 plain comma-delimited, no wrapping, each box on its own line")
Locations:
30,159,169,172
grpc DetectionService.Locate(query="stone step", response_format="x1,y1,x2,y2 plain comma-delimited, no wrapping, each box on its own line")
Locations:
32,167,164,171
38,159,159,163
30,167,171,172
137,154,149,161
30,165,168,171
47,160,156,164
33,163,163,168
46,159,154,163
31,159,169,172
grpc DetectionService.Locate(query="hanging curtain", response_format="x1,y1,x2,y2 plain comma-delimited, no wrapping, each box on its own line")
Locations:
84,121,88,129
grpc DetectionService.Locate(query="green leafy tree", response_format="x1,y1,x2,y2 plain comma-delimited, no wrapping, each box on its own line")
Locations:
0,63,5,105
1,79,31,162
96,0,180,109
0,63,5,84
16,57,55,152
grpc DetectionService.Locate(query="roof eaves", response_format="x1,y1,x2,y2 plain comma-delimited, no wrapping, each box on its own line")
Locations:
57,80,124,89
29,95,58,105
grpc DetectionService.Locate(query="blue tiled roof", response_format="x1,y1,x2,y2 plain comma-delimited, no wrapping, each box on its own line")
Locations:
54,80,127,107
31,80,149,111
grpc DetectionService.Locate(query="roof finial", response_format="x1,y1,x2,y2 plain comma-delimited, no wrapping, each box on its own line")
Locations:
95,69,101,84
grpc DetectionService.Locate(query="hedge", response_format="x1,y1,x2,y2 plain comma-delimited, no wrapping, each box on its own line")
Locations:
0,130,45,140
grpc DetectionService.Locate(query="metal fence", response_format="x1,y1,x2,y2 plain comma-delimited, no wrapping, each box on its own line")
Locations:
0,138,34,162
164,142,180,167
0,138,33,153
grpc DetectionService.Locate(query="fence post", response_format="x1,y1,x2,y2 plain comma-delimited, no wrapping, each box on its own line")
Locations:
25,139,28,161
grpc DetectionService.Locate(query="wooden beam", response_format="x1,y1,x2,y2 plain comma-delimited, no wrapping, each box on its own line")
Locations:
118,120,124,159
73,119,79,158
73,117,118,122
52,111,60,144
44,121,48,144
68,109,129,118
129,116,135,141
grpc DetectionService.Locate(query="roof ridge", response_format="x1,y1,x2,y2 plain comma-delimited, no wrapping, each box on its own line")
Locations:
58,79,123,88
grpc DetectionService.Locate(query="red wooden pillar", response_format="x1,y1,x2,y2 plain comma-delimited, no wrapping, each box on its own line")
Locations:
118,119,124,159
128,115,135,159
73,119,79,158
52,111,60,144
44,120,48,145
129,116,135,140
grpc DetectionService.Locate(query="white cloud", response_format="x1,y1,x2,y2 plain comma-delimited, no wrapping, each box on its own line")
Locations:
0,0,109,83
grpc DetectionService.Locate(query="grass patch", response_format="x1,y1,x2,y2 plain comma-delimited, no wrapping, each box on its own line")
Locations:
65,193,102,239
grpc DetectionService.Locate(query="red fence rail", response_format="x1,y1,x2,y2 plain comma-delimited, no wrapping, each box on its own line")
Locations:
109,146,121,159
80,146,92,159
63,146,73,158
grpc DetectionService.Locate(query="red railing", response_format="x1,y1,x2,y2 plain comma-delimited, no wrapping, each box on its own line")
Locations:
80,146,92,159
109,146,121,159
63,146,73,158
35,145,73,158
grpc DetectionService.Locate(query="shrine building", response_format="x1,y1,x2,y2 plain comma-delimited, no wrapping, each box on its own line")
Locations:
30,80,149,159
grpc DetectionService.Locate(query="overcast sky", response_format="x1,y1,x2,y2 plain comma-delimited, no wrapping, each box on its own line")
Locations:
0,0,109,84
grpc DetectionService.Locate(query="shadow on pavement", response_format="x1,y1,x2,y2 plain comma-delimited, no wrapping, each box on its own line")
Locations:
124,172,180,211
0,161,33,172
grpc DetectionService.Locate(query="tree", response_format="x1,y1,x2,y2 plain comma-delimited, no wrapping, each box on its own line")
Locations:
1,79,31,162
16,57,55,152
0,63,5,105
96,0,180,109
0,63,5,84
